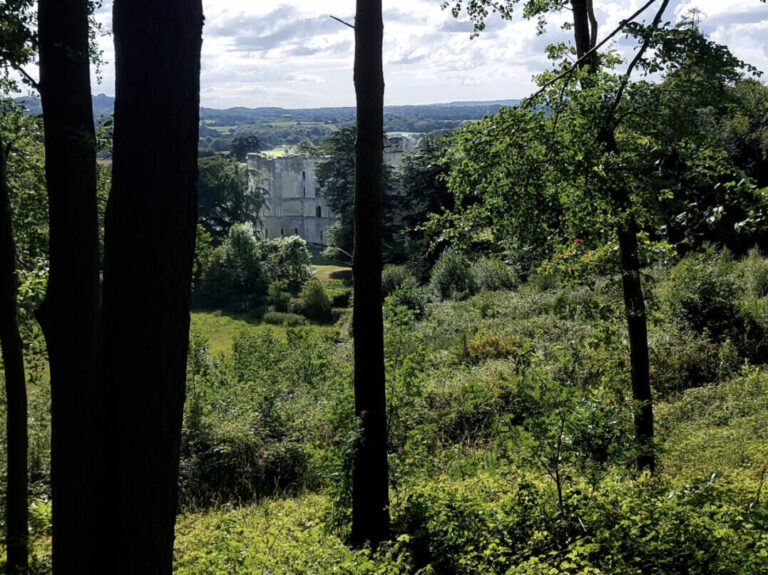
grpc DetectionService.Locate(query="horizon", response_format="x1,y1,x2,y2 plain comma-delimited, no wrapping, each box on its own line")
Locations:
82,0,767,109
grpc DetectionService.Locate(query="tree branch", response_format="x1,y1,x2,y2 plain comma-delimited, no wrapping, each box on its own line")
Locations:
12,64,38,91
330,15,355,30
521,0,660,107
605,0,671,129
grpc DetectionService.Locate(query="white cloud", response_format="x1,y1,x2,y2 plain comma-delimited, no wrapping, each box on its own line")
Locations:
89,0,768,109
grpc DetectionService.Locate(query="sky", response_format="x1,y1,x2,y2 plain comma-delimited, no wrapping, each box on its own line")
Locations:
89,0,768,109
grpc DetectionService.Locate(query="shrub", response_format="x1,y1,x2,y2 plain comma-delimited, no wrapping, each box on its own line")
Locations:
262,235,313,294
330,290,351,308
180,422,308,504
527,271,560,293
300,278,332,322
740,247,768,298
650,332,739,396
429,248,476,301
465,334,525,363
200,222,266,310
470,257,517,291
386,277,428,317
666,254,743,341
263,311,306,327
382,264,413,297
268,280,291,312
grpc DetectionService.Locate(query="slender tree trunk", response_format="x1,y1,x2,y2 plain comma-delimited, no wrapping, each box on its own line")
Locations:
571,0,598,72
0,139,29,575
617,219,655,472
601,130,655,473
92,2,203,572
351,0,390,548
37,1,100,571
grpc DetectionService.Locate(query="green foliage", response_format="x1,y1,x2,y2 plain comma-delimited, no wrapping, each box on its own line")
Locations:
197,155,263,239
650,331,739,396
261,235,312,294
180,329,339,504
263,311,306,327
464,333,526,364
174,496,413,574
229,132,261,162
471,257,518,291
200,222,266,311
429,248,476,301
381,264,412,297
299,278,332,322
666,252,744,341
738,247,768,298
385,277,428,318
315,128,357,254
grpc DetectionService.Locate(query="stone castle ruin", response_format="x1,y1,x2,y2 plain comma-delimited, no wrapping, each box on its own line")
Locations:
247,135,413,247
248,154,335,245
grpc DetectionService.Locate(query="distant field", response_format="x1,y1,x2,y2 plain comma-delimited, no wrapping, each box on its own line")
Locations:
190,265,349,353
190,311,339,355
262,147,290,158
313,264,351,282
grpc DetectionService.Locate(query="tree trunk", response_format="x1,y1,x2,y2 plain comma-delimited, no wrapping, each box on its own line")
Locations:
598,123,655,473
91,1,203,572
617,219,655,473
37,1,100,570
351,0,390,548
571,0,598,73
0,138,29,575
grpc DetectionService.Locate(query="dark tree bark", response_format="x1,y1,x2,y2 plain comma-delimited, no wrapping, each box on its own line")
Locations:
600,129,655,473
571,0,598,73
0,138,29,575
91,1,203,572
617,220,655,472
351,0,390,548
37,0,100,570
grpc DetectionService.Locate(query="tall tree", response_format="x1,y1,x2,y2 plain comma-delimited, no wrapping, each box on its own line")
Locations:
0,2,36,570
37,0,101,568
351,0,390,547
91,1,204,572
0,103,28,575
443,0,663,472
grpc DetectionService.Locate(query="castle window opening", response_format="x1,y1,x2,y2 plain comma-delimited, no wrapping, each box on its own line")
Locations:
281,228,284,237
294,228,298,235
316,206,322,218
302,171,306,180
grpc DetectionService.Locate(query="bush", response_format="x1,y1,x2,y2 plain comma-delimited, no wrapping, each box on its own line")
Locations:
429,248,476,301
300,279,332,322
200,222,266,310
465,334,525,364
268,280,291,312
180,422,308,504
650,332,739,396
330,290,351,308
386,277,428,317
382,264,413,297
740,247,768,298
262,235,313,294
263,311,306,327
666,254,743,341
471,257,517,291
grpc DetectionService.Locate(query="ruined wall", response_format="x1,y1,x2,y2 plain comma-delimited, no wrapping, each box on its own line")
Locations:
248,154,337,245
247,135,414,245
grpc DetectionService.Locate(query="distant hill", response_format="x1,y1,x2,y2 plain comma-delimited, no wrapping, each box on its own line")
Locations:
17,94,520,150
